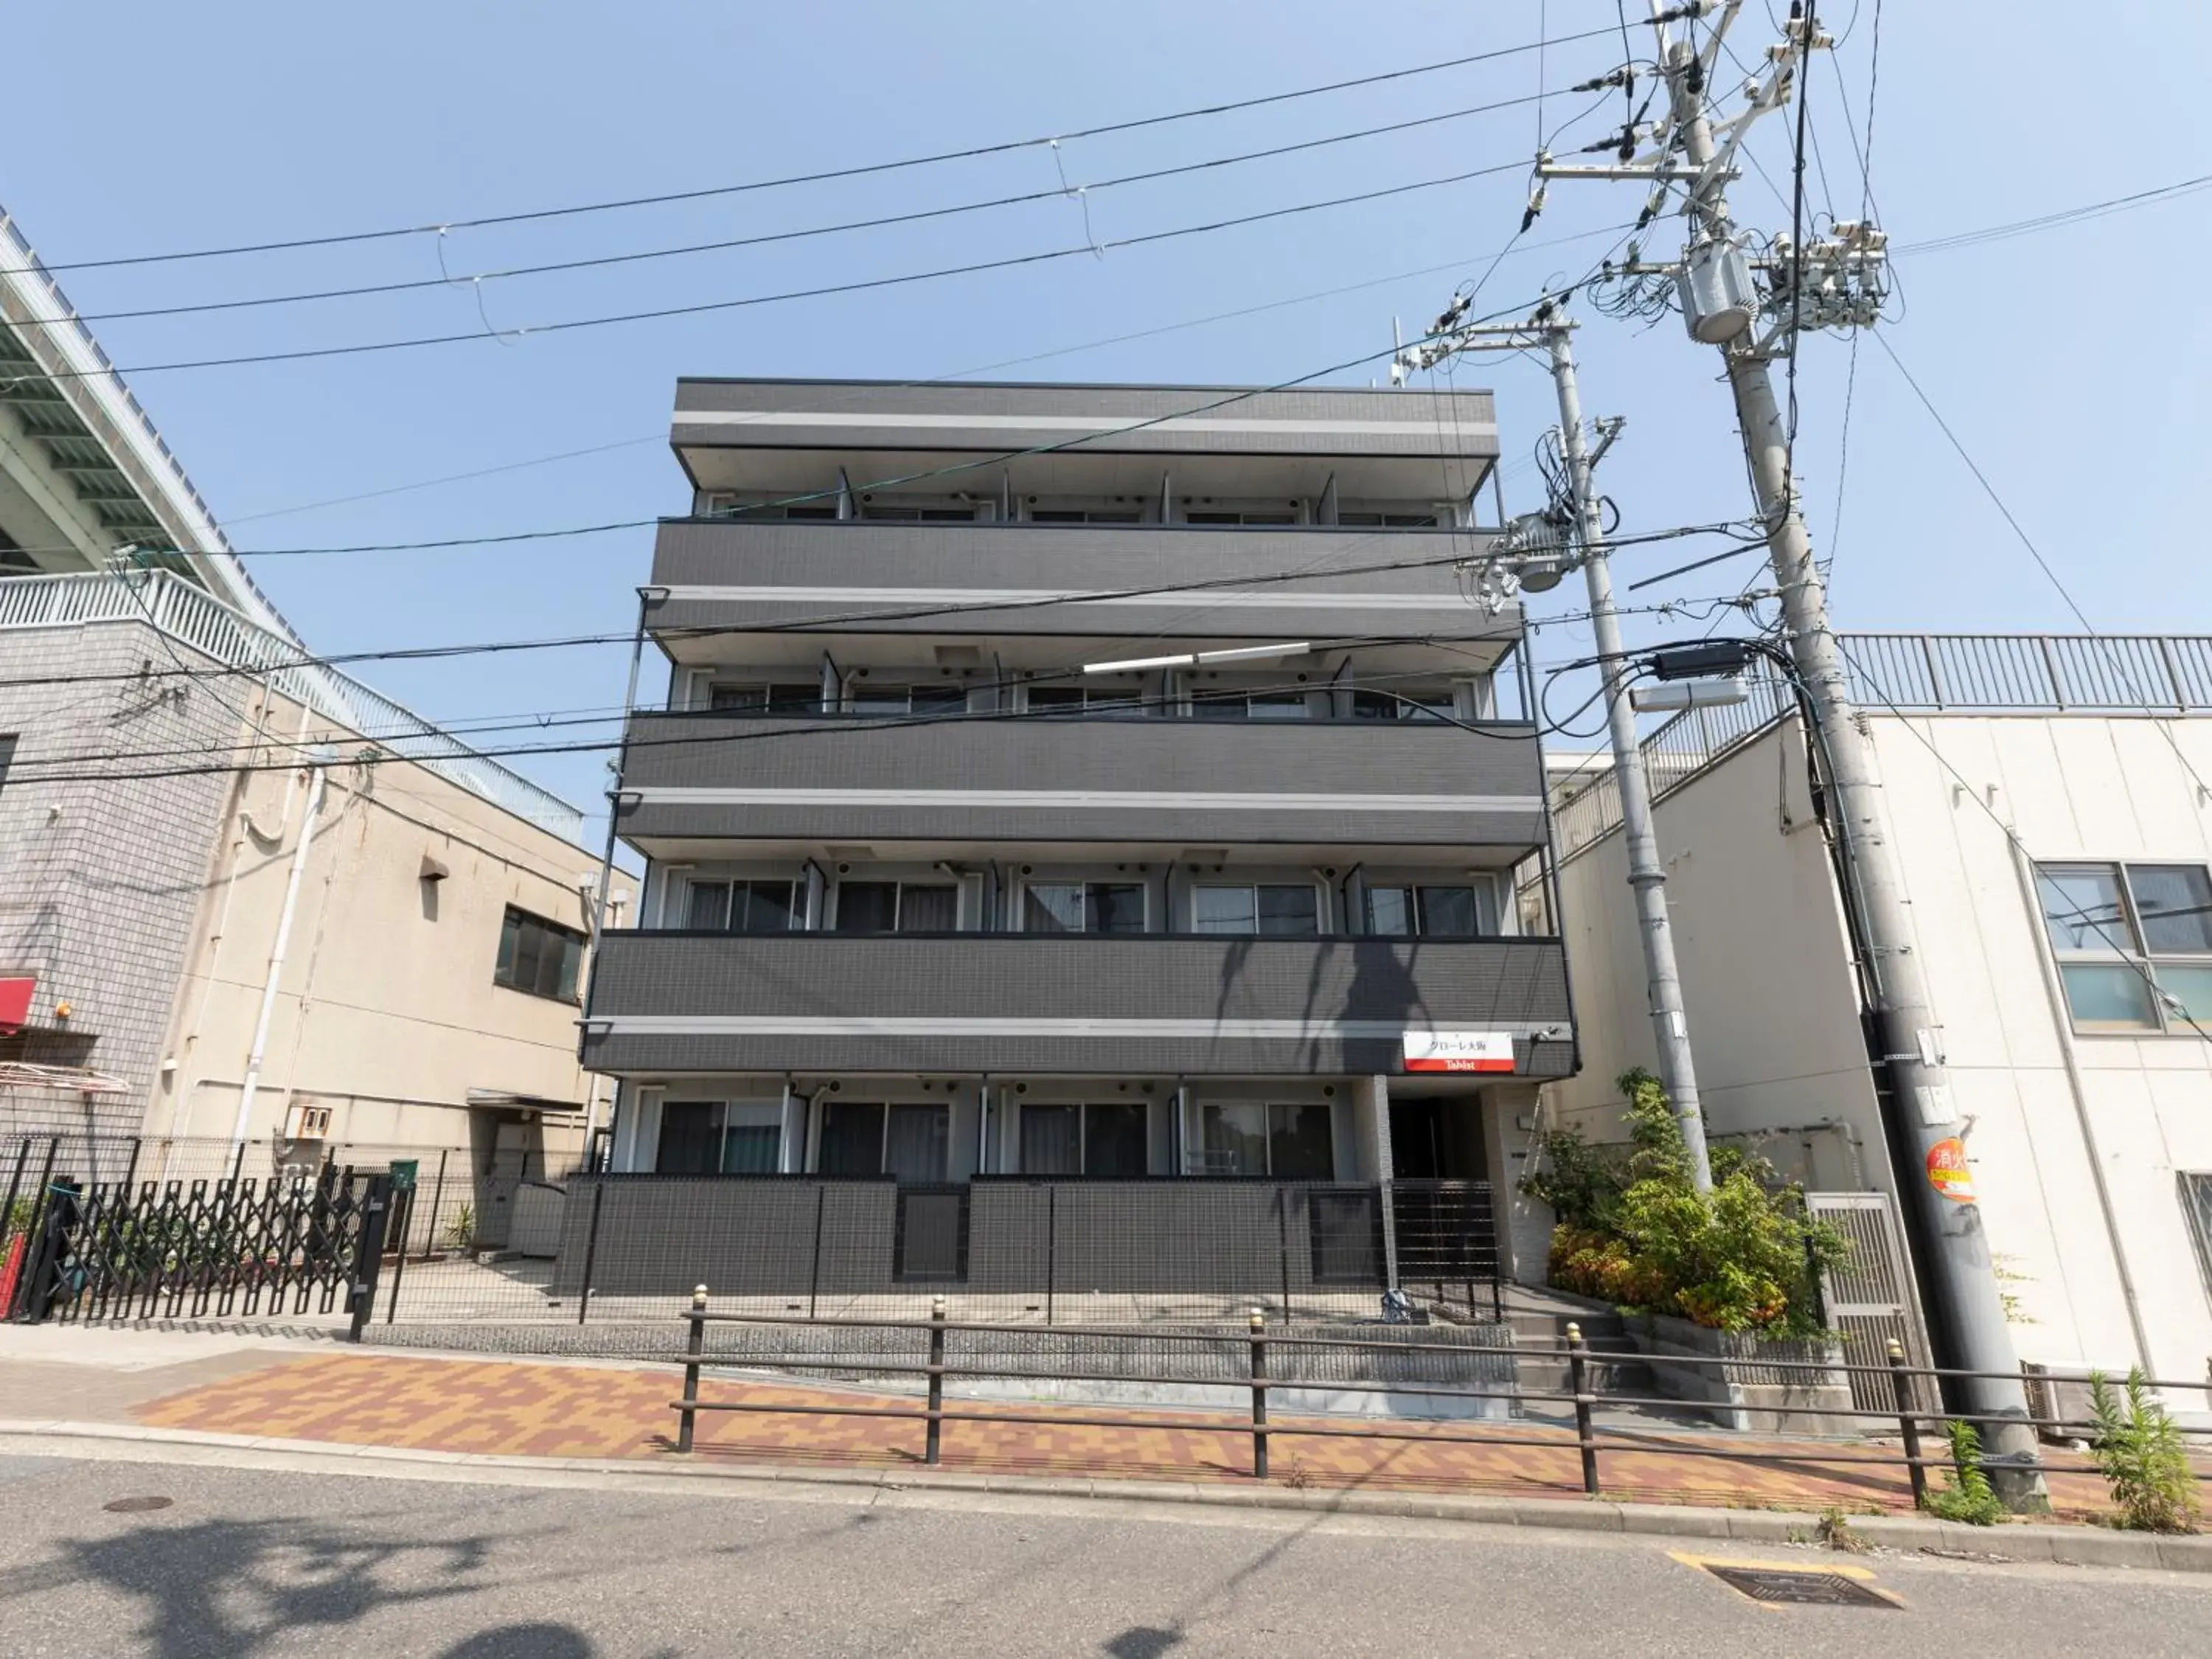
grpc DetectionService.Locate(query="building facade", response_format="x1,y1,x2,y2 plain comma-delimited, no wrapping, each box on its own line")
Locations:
1545,634,2212,1396
0,201,625,1198
584,378,1576,1279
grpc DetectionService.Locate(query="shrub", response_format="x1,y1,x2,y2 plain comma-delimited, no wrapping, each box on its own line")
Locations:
2088,1368,2201,1534
1925,1419,2006,1526
1521,1068,1846,1337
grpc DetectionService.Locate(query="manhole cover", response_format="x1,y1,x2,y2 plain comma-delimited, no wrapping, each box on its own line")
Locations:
1703,1565,1896,1609
102,1496,173,1514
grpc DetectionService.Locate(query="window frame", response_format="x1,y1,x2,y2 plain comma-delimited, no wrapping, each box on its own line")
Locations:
1190,881,1323,936
814,1099,950,1181
656,1099,785,1174
1195,1100,1336,1178
831,879,961,933
706,681,821,714
1018,1100,1150,1176
1363,879,1501,939
1019,879,1149,935
492,905,585,1002
683,877,801,934
2034,860,2212,1034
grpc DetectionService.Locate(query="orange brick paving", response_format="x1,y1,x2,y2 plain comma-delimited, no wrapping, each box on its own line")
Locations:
133,1351,2129,1520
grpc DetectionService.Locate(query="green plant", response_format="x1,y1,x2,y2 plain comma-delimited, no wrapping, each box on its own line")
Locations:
1815,1504,1869,1553
1520,1068,1847,1337
442,1203,477,1253
2088,1368,2201,1534
1925,1419,2006,1526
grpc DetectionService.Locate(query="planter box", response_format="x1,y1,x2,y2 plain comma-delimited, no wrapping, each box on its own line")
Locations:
1623,1312,1854,1436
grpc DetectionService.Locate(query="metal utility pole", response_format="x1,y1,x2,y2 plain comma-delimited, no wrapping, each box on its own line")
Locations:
1536,0,2042,1492
1397,314,1712,1189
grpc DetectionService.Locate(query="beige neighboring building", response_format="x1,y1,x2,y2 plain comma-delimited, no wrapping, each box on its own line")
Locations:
0,200,630,1207
1545,631,2212,1403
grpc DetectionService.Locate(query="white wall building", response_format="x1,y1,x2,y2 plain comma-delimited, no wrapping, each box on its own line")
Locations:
1546,632,2212,1398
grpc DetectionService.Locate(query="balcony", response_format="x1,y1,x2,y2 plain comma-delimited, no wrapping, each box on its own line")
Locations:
582,931,1573,1079
614,709,1546,851
646,518,1517,646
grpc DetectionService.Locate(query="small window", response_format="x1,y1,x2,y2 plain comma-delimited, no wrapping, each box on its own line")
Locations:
818,1102,887,1175
493,906,585,1001
685,880,799,933
818,1100,948,1183
1338,509,1441,528
1366,882,1498,937
834,882,957,933
2034,861,2212,1033
1184,509,1298,526
1351,687,1455,721
1020,1101,1150,1175
1029,508,1142,524
1199,1102,1334,1177
1192,883,1319,936
858,504,979,522
1024,683,1144,716
1022,881,1146,934
0,734,14,793
2183,1172,2212,1310
846,681,969,716
1191,687,1312,720
709,682,818,713
658,1101,782,1173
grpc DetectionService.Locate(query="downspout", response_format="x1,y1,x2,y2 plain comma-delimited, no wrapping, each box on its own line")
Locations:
231,762,327,1146
2004,835,2154,1373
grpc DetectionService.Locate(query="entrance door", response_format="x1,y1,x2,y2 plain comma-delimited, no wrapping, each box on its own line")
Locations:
1389,1099,1446,1178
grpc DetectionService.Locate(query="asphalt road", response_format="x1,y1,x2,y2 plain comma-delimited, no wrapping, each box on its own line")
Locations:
1,1451,2208,1658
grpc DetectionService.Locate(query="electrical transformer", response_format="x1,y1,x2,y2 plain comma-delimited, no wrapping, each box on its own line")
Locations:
1677,236,1759,345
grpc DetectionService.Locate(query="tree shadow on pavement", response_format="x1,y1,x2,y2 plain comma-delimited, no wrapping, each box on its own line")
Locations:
48,1513,592,1659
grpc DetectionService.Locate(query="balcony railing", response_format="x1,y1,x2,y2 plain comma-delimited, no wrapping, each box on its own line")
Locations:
583,930,1573,1079
0,570,585,842
1551,631,2212,860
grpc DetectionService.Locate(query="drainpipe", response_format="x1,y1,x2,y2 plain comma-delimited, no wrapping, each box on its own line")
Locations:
231,763,327,1147
2004,836,2153,1374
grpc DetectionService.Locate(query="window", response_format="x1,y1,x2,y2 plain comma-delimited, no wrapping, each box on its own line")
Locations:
1192,883,1320,936
710,494,838,521
493,907,584,1001
846,681,969,716
2184,1173,2212,1310
858,503,980,522
833,881,957,933
709,681,818,713
684,879,801,933
1022,881,1146,934
1184,509,1298,526
817,1101,948,1181
1030,508,1142,524
0,734,13,793
1351,687,1455,722
2034,862,2212,1032
1338,509,1440,528
1365,882,1499,937
1191,687,1312,720
1024,684,1146,716
1199,1102,1334,1177
657,1102,782,1174
1018,1102,1149,1175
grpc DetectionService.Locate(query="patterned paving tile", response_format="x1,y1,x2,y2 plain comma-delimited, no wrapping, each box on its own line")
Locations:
131,1351,2133,1519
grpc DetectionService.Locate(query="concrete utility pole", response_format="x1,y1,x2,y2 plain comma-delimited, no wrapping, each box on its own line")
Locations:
1534,0,2042,1492
1395,315,1712,1190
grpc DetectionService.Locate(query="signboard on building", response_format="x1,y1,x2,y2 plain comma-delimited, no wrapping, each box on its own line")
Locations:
1925,1137,1975,1203
1401,1031,1517,1074
0,976,33,1037
388,1160,419,1193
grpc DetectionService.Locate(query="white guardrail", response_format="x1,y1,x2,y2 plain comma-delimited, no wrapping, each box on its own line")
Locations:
0,569,585,844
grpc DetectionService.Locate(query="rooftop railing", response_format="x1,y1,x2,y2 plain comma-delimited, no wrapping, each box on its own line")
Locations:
1551,631,2212,860
0,568,585,843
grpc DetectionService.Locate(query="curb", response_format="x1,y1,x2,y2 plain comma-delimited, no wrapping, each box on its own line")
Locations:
4,1418,2206,1574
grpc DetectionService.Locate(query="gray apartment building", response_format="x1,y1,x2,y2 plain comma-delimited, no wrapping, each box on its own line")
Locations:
582,377,1575,1290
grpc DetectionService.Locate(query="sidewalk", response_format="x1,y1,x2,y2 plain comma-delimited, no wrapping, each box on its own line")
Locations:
0,1327,2132,1521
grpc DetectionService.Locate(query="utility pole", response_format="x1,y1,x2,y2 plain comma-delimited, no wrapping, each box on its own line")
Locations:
1397,312,1713,1190
1534,0,2043,1495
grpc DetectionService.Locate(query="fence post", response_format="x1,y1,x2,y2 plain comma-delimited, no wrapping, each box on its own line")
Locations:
926,1294,947,1467
1045,1183,1057,1326
383,1186,411,1325
1248,1306,1270,1480
347,1177,392,1343
1276,1186,1293,1326
1889,1338,1928,1509
807,1183,826,1320
1566,1321,1600,1497
677,1284,707,1454
0,1138,29,1319
421,1149,449,1261
575,1178,608,1326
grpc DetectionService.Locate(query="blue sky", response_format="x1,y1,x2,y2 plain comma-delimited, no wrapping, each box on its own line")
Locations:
6,1,2205,825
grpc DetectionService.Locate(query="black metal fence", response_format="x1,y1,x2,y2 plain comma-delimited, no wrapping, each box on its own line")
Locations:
1,1134,391,1335
665,1301,2212,1513
361,1173,1505,1336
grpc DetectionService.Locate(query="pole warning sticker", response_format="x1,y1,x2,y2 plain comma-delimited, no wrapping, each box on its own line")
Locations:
1402,1031,1517,1074
1925,1137,1976,1203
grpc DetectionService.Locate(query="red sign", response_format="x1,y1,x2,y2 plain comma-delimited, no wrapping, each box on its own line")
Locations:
0,977,32,1037
1402,1031,1516,1074
1926,1137,1976,1203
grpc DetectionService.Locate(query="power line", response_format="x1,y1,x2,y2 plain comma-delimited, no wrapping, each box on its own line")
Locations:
5,28,1623,279
1893,171,2212,257
10,91,1594,332
0,157,1551,386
